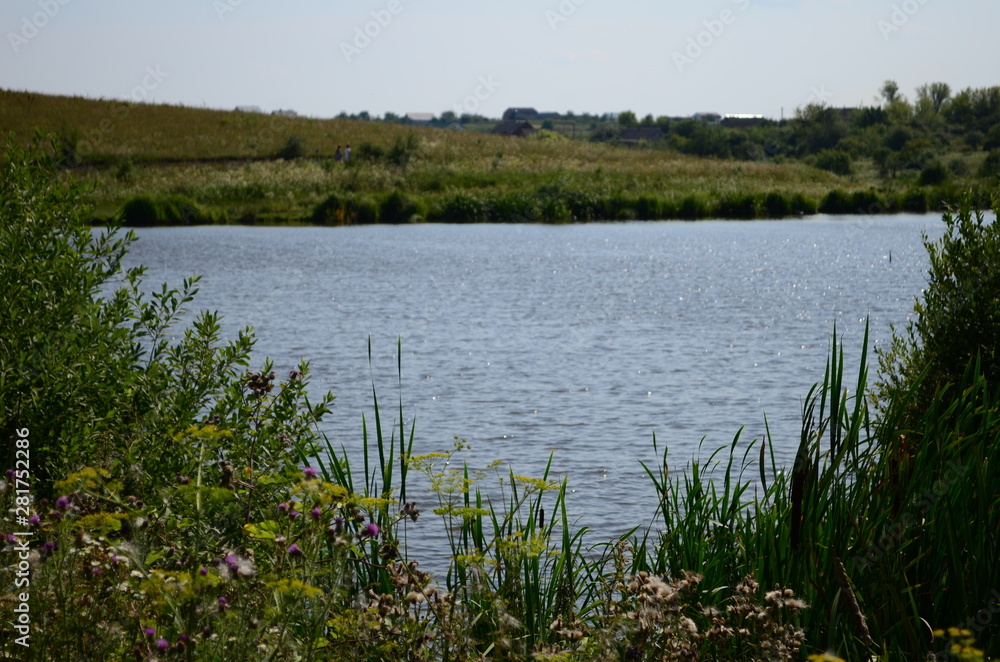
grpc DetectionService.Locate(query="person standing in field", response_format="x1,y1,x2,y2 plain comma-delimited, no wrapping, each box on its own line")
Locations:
334,146,343,163
344,144,352,163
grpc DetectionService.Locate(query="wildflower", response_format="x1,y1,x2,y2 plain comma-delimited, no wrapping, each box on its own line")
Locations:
199,567,209,576
277,502,288,513
362,522,380,539
144,627,157,637
218,596,229,611
27,514,39,525
288,509,300,519
42,541,55,553
310,507,322,520
289,369,303,382
55,496,70,510
287,543,303,557
302,466,318,480
156,637,169,652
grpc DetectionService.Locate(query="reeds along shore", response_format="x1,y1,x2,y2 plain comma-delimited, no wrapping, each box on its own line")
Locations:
2,136,1000,661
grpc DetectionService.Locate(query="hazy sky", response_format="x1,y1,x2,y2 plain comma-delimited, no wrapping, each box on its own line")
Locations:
1,0,997,120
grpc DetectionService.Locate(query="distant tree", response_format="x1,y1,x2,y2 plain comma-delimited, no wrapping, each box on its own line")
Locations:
917,82,952,113
617,110,638,128
541,119,555,130
357,110,371,121
439,110,457,123
881,79,901,105
383,111,400,123
640,114,656,127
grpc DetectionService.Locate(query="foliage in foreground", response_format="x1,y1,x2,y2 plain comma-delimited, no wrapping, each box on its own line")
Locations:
1,137,999,661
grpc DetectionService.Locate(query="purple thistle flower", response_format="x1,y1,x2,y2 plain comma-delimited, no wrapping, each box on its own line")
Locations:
287,543,303,557
302,466,318,480
4,469,13,479
288,509,300,519
55,496,70,511
277,502,288,513
199,567,208,576
218,596,228,607
43,541,56,553
156,637,169,652
364,522,380,538
224,554,237,565
310,507,322,520
144,627,156,637
6,534,16,543
28,514,39,525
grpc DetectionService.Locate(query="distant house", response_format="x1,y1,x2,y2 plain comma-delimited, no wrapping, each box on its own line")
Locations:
693,112,722,123
405,112,436,125
272,109,299,118
235,105,264,113
491,120,537,138
502,107,539,121
618,127,664,146
721,114,764,129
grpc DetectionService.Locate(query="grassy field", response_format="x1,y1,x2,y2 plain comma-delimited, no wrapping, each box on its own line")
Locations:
0,88,991,223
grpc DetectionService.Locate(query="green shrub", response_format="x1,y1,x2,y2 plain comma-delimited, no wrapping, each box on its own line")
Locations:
819,189,853,214
763,191,791,217
437,191,489,222
852,189,886,214
814,149,854,176
121,194,213,226
313,192,379,224
276,135,305,160
716,193,760,219
379,189,427,223
387,131,421,167
877,195,1000,420
900,188,929,212
980,149,1000,177
918,161,949,186
676,194,709,219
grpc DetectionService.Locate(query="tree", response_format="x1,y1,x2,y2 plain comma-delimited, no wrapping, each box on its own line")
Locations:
916,82,951,113
617,110,638,128
880,79,901,105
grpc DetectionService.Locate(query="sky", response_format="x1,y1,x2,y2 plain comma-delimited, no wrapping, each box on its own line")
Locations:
1,0,998,121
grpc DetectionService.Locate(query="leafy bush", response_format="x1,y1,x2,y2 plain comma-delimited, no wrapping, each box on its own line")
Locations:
312,192,379,224
275,135,305,160
716,193,761,219
819,189,853,214
379,189,427,223
763,191,791,217
877,195,1000,421
918,161,949,186
814,149,854,176
980,149,1000,177
121,193,214,226
387,131,421,167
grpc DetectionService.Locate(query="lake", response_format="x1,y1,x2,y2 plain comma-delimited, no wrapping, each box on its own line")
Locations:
121,215,945,562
